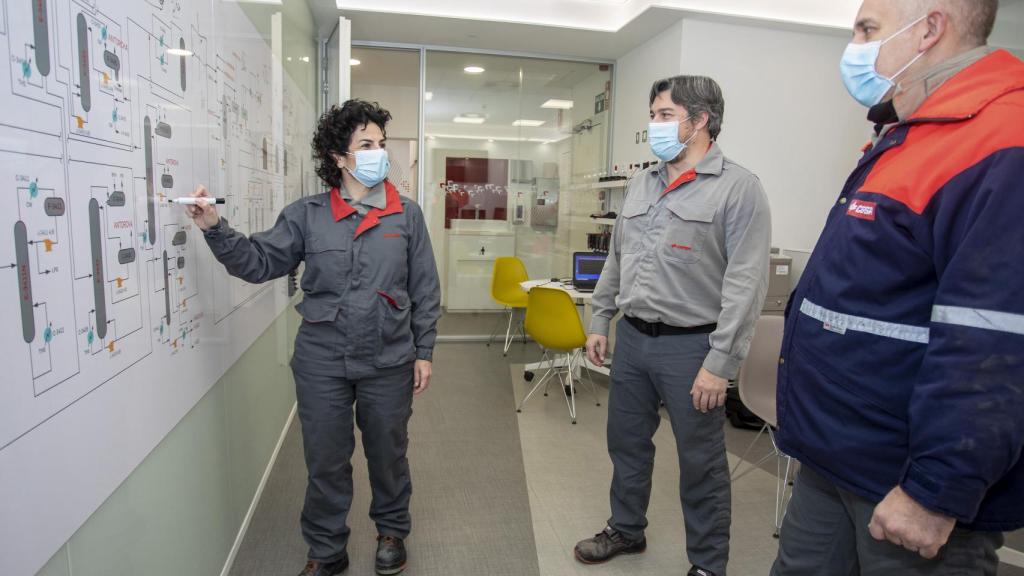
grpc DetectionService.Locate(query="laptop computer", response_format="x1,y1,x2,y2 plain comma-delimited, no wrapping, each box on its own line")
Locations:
572,252,608,292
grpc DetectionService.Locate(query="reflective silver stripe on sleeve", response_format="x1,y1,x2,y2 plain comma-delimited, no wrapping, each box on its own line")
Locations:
932,305,1024,336
799,299,931,344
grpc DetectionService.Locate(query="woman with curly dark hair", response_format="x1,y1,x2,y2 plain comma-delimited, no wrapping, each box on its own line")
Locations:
186,99,440,576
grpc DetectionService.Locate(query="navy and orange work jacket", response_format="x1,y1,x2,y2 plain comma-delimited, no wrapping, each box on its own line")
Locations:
776,50,1024,530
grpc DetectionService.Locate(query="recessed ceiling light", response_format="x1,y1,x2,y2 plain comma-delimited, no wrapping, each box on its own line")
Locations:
454,115,486,124
487,139,495,143
464,66,485,74
512,119,546,127
166,48,192,57
301,56,310,63
424,91,434,101
541,99,574,109
350,58,361,66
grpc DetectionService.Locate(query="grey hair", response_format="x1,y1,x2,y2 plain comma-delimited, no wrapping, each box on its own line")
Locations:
956,0,998,45
649,75,725,140
904,0,999,46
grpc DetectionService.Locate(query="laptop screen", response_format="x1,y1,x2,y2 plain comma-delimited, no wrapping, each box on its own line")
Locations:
573,253,607,285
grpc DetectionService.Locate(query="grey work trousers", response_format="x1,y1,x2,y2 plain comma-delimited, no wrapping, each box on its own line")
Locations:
293,365,414,563
771,466,1003,576
607,318,732,575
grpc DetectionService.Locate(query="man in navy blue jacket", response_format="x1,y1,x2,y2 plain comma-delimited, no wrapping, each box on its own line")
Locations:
773,0,1024,573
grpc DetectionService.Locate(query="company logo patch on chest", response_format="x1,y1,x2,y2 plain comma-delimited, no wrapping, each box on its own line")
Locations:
847,199,877,221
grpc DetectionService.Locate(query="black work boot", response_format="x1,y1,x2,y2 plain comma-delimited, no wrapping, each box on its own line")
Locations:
297,555,348,576
688,567,718,576
375,535,407,575
574,526,647,564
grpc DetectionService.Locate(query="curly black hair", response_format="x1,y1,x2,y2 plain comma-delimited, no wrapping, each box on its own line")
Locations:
312,99,392,188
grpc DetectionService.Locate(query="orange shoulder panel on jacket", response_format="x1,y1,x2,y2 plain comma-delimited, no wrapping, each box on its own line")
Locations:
860,51,1024,213
859,91,1024,214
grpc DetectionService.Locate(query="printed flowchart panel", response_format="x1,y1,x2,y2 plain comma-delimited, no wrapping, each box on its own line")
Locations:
0,4,309,572
0,0,292,452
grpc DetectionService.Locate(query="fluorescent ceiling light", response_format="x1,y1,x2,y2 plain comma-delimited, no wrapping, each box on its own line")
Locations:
166,48,192,56
463,66,485,74
453,115,486,124
350,58,360,66
512,119,546,127
541,99,574,109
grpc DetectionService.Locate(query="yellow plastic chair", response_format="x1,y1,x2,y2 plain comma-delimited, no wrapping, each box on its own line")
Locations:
516,287,601,424
488,257,530,355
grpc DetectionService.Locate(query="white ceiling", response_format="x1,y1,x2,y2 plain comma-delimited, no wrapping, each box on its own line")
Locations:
319,5,692,61
327,0,863,34
319,0,1024,66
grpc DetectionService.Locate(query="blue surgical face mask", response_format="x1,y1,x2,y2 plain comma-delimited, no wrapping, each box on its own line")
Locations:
840,15,928,107
648,117,697,162
344,148,390,188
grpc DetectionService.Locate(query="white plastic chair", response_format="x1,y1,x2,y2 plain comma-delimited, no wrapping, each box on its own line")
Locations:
730,315,793,538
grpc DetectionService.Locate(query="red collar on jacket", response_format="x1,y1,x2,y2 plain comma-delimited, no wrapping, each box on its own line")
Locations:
329,180,404,238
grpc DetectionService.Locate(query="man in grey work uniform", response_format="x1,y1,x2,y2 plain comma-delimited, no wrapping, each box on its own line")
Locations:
574,76,771,576
187,100,441,576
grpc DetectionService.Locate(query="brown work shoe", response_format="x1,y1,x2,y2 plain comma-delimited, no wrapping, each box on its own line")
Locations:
574,526,647,564
297,555,349,576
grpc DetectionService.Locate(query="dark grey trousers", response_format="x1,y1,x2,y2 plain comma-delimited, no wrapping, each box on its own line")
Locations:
293,365,414,563
772,466,1003,576
607,318,732,575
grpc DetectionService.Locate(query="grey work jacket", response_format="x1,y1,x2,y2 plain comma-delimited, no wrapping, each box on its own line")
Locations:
590,143,771,379
203,180,441,378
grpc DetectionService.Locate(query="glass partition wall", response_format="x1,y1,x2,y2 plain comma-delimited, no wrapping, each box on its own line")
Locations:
348,46,613,338
349,47,421,200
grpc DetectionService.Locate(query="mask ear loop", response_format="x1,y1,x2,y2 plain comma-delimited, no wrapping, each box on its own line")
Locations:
338,151,358,182
679,115,702,147
880,14,929,85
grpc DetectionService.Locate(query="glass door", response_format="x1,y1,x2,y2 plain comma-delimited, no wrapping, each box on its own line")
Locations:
349,47,421,200
422,51,612,336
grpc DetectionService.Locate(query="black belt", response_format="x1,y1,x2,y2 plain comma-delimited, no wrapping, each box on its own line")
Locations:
625,315,716,337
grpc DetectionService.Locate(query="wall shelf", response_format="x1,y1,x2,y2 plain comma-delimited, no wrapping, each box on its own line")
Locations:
589,180,628,190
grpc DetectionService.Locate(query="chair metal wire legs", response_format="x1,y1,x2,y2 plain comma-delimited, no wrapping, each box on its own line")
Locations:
516,348,600,424
769,428,795,538
487,307,527,355
730,424,795,538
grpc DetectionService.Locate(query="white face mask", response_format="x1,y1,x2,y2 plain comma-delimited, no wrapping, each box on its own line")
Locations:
840,15,929,107
648,116,697,162
344,149,390,188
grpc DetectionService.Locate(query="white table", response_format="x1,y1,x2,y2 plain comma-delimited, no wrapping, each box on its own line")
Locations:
519,279,594,301
518,279,610,377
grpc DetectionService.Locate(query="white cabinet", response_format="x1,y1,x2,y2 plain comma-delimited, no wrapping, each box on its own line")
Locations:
446,231,516,311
